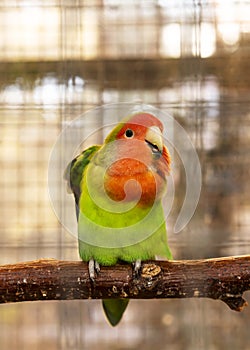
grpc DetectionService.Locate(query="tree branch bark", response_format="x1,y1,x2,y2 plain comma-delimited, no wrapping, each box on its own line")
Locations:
0,256,249,311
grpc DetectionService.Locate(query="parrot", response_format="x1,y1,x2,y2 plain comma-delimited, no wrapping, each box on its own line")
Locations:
65,111,172,326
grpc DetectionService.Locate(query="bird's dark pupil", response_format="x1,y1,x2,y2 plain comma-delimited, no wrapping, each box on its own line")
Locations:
125,129,134,138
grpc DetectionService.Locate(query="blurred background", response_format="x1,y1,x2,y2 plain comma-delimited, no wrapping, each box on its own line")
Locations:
0,0,250,349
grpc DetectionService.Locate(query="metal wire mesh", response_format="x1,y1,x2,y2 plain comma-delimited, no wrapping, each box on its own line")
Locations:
0,1,250,349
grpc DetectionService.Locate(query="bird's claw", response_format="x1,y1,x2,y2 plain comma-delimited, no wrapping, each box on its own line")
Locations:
88,258,100,281
95,260,100,274
134,259,141,275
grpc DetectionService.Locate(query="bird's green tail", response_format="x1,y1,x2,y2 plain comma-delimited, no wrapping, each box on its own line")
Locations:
102,299,129,326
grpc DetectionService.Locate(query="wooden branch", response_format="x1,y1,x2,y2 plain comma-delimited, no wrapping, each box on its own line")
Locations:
0,256,249,311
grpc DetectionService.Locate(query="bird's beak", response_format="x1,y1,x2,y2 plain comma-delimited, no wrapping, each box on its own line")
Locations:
145,126,163,153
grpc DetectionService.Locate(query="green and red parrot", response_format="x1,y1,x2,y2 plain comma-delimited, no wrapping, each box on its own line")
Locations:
65,111,172,326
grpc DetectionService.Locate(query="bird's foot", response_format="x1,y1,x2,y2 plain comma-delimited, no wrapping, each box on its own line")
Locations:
134,259,141,275
88,258,100,281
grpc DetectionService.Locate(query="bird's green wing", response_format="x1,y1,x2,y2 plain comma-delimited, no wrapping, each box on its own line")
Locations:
64,145,101,219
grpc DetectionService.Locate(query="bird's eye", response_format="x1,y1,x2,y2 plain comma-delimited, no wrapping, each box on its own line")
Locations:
124,129,134,138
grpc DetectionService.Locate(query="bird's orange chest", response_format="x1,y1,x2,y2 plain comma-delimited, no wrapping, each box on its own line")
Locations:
104,158,164,206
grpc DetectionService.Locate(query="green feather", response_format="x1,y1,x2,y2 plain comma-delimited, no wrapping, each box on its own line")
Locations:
64,145,101,217
102,299,129,327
